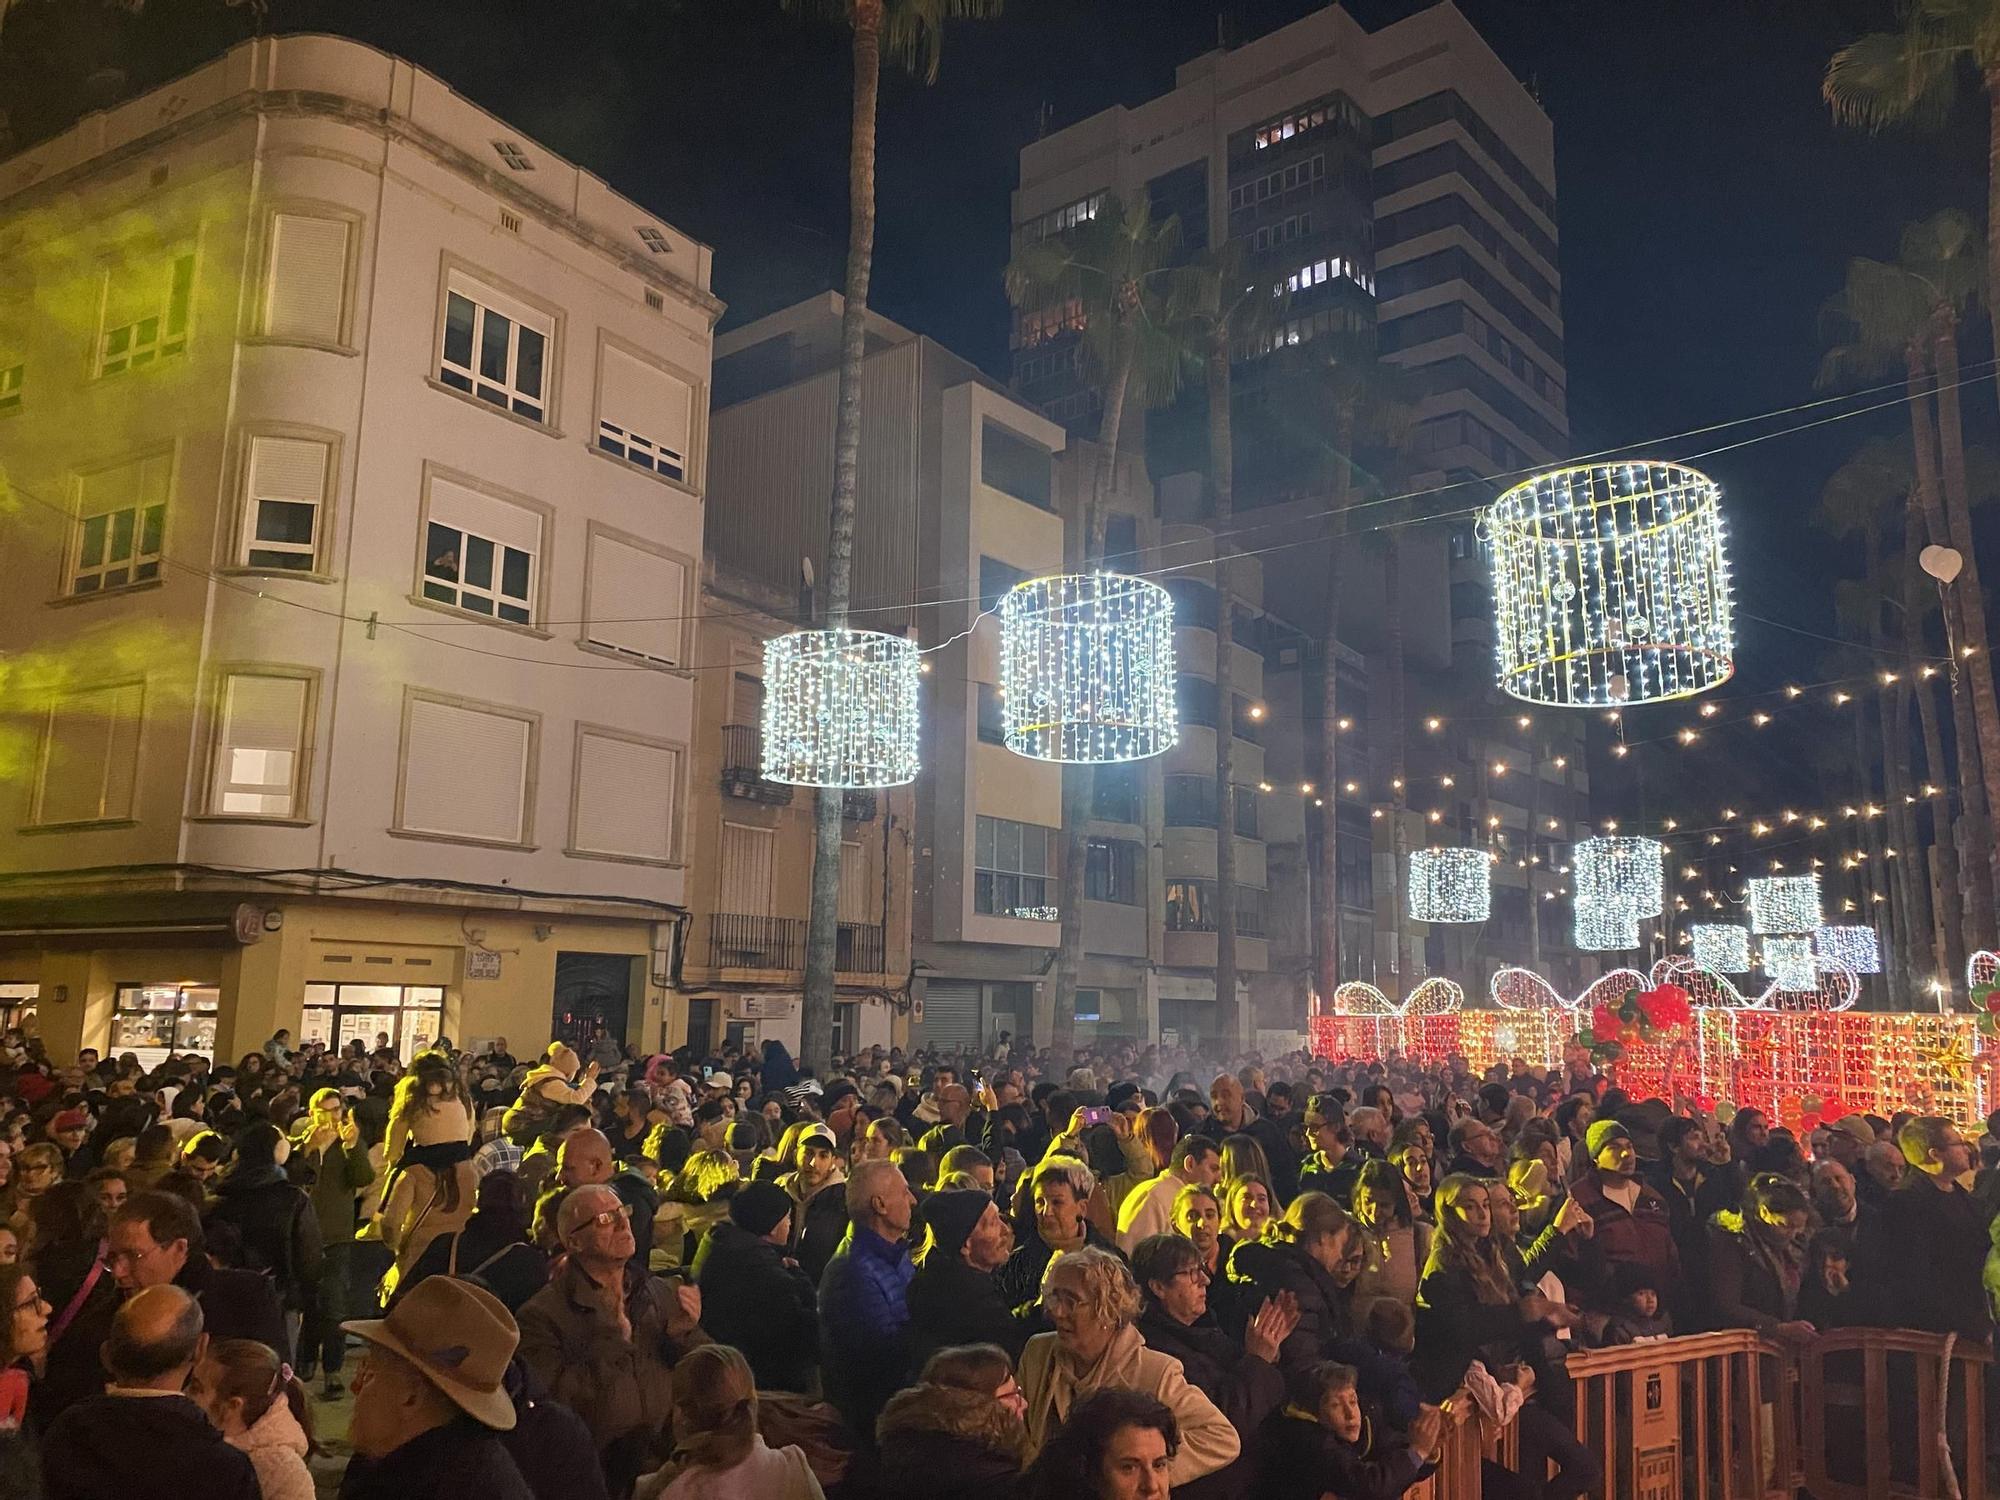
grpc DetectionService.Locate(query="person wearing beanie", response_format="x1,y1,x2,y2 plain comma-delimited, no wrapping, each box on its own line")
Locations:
689,1179,818,1393
906,1187,1025,1373
1570,1117,1682,1312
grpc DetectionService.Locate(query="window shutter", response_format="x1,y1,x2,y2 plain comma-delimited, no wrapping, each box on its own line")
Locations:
585,533,686,666
720,823,775,915
426,477,542,556
100,263,155,332
77,456,141,520
212,675,306,814
573,731,678,861
400,697,531,843
266,214,349,342
246,436,328,511
599,346,691,466
838,841,868,923
36,682,143,824
731,674,764,728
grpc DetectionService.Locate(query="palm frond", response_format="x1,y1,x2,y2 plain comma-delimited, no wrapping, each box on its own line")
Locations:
1901,206,1983,311
1824,21,1965,132
1817,255,1928,388
1820,436,1912,536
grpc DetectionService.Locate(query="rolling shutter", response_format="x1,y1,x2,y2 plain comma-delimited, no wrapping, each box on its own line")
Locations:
918,981,980,1051
266,214,349,341
573,731,678,861
585,532,687,667
400,697,532,843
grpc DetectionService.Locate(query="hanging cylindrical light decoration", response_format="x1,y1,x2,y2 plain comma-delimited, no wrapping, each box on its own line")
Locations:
1573,835,1665,919
761,629,921,788
1762,934,1817,991
1485,461,1734,707
1408,848,1491,923
1814,924,1882,975
1688,923,1752,973
1748,873,1821,935
1574,904,1641,952
998,573,1178,763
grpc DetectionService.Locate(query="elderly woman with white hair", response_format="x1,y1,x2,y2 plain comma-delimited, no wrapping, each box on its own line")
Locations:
1017,1246,1239,1484
994,1154,1123,1316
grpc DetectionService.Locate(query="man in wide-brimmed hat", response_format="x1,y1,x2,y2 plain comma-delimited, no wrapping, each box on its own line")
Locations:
338,1276,533,1499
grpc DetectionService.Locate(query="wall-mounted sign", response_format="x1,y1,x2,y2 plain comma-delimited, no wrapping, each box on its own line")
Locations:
738,994,797,1020
466,949,502,981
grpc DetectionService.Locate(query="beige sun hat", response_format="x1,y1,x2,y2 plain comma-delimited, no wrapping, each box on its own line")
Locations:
341,1276,519,1431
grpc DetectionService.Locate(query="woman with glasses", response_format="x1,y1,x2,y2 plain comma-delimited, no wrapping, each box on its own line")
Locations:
7,1146,59,1247
875,1343,1034,1500
0,1263,49,1434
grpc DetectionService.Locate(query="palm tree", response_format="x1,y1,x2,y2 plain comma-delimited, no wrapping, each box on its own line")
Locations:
786,0,1000,1075
1006,195,1195,1057
1899,514,1969,988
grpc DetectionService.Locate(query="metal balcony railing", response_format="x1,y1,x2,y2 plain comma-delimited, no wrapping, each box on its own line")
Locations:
721,725,792,804
706,914,886,974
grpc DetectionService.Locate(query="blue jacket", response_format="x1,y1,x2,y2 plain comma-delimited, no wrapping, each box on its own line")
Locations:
818,1222,914,1440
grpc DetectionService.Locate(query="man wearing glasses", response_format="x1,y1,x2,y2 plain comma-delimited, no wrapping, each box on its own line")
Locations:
107,1191,288,1358
517,1183,708,1497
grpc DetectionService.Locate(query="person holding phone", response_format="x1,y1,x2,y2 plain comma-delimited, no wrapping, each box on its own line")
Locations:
288,1088,376,1395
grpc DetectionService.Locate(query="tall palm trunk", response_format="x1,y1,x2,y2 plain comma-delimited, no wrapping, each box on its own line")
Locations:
802,0,882,1076
1929,311,2000,923
1385,534,1417,995
1904,523,1965,988
1208,328,1239,1046
1051,342,1134,1061
1864,523,1919,1001
1315,402,1354,1010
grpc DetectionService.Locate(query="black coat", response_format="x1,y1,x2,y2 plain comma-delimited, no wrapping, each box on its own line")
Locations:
178,1256,290,1358
1703,1220,1798,1335
1411,1257,1534,1402
400,1214,550,1314
1225,1238,1351,1381
44,1393,260,1500
792,1178,851,1284
30,1240,118,1425
691,1220,819,1393
503,1361,608,1500
1250,1408,1430,1500
906,1250,1027,1373
1857,1177,1992,1339
994,1223,1121,1317
1135,1306,1286,1500
1295,1153,1360,1208
207,1164,324,1311
339,1416,536,1500
873,1381,1028,1500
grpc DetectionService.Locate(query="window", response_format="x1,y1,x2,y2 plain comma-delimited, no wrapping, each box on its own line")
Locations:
1093,761,1141,823
209,673,309,818
1235,784,1259,838
34,680,144,826
1164,880,1266,936
1165,774,1216,827
1248,95,1363,150
0,362,21,414
1104,514,1139,567
596,344,692,482
1013,298,1086,349
112,984,217,1067
974,814,1055,917
438,274,550,421
1164,577,1218,630
1024,193,1103,240
239,435,331,572
421,476,542,626
583,528,688,667
720,822,775,915
979,555,1028,613
1251,214,1312,252
302,983,443,1067
1228,154,1325,212
636,225,670,254
981,420,1052,509
264,214,349,343
70,451,170,596
839,841,869,923
398,692,535,845
99,252,193,376
1284,256,1374,296
977,682,1006,746
1085,838,1141,904
1178,675,1218,728
571,727,681,863
492,140,535,171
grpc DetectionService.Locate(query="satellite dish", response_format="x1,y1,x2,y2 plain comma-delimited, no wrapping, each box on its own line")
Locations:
1921,544,1964,585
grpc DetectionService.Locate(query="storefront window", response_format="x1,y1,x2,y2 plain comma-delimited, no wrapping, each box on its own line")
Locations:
111,984,219,1069
301,983,444,1065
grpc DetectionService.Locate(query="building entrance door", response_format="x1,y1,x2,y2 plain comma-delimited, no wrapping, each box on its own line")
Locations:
553,952,635,1056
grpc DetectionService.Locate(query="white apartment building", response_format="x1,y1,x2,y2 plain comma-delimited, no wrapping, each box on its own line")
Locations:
0,35,718,1065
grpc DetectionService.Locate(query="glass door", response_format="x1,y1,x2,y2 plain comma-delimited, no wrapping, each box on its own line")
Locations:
302,983,446,1065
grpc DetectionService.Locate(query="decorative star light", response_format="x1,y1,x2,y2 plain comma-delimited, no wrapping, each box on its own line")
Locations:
1762,934,1817,991
1689,924,1752,973
1748,874,1821,935
761,629,921,788
1409,848,1491,923
1814,925,1881,975
998,572,1178,763
1485,461,1734,707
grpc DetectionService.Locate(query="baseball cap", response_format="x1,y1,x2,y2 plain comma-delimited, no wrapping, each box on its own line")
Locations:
797,1124,837,1152
704,1071,733,1092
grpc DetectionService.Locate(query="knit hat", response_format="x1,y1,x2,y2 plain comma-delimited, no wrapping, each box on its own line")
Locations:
729,1180,795,1237
922,1189,993,1260
49,1109,89,1133
1585,1119,1633,1161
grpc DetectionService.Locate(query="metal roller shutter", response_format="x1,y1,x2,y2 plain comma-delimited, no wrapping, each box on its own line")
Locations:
917,980,980,1051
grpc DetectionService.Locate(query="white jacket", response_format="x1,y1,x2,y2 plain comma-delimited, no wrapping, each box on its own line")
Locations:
1116,1169,1191,1254
229,1397,315,1500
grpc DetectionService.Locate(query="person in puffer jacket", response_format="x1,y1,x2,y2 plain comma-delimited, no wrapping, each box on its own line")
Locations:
873,1344,1033,1500
504,1044,602,1146
192,1338,317,1500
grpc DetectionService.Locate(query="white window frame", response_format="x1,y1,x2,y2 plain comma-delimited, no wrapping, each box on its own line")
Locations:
31,678,146,828
578,521,695,670
567,722,687,867
415,466,551,631
257,204,359,348
203,666,317,821
98,251,196,377
68,450,171,597
593,336,701,488
435,263,555,424
235,427,338,575
393,687,541,849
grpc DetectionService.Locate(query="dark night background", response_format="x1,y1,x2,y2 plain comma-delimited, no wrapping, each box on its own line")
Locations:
5,0,1990,831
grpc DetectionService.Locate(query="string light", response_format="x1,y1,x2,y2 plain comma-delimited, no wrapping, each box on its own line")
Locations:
1815,924,1882,975
1762,934,1817,991
1486,460,1734,706
1574,835,1665,918
998,573,1177,763
1689,923,1752,972
1575,904,1641,951
1749,873,1821,934
762,629,921,787
1409,848,1492,923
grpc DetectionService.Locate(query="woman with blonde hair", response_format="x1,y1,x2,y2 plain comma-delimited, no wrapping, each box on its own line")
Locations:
1017,1246,1238,1486
1219,1176,1273,1245
1224,1190,1361,1377
657,1148,741,1268
638,1343,822,1500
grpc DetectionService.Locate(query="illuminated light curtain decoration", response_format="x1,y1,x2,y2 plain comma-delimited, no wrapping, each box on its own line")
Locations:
1689,924,1753,973
1762,934,1817,991
998,573,1178,763
1574,836,1665,918
761,629,921,788
1409,848,1492,923
1814,924,1882,975
1574,904,1641,952
1485,461,1734,706
1748,873,1821,935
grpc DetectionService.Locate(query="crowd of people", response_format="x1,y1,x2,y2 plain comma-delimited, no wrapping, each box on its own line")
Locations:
0,1022,1991,1500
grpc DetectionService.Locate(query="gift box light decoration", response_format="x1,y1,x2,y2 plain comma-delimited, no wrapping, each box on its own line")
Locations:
1574,836,1665,918
1409,848,1492,923
761,629,921,788
1485,461,1734,707
1814,924,1882,975
998,573,1178,763
1762,934,1817,991
1749,873,1821,935
1689,923,1753,973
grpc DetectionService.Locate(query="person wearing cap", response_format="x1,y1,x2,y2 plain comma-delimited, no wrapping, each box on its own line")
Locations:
338,1276,533,1499
1567,1119,1681,1309
516,1182,710,1493
48,1108,93,1173
907,1187,1024,1372
689,1179,818,1393
778,1122,849,1282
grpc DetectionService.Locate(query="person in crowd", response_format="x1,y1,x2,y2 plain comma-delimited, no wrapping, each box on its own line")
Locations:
209,1120,324,1328
1018,1247,1240,1485
1858,1115,1990,1338
689,1180,818,1393
109,1192,288,1356
24,1183,118,1424
818,1158,917,1441
1858,1138,1905,1216
1250,1360,1442,1500
906,1186,1023,1369
1201,1077,1297,1203
1412,1175,1572,1402
1102,1107,1177,1223
373,1054,478,1304
998,1155,1119,1315
516,1183,709,1493
10,1146,60,1240
189,1337,316,1500
875,1343,1033,1500
638,1343,821,1500
1295,1098,1359,1205
504,1045,602,1147
287,1085,376,1386
1024,1387,1178,1500
1226,1192,1359,1379
1118,1135,1221,1253
1220,1177,1274,1247
338,1275,533,1499
0,1264,48,1434
1599,1265,1675,1344
777,1123,850,1282
1568,1119,1680,1308
1347,1159,1432,1332
1443,1117,1503,1180
1645,1115,1709,1268
1812,1158,1862,1230
397,1169,548,1313
41,1286,260,1500
1802,1229,1862,1330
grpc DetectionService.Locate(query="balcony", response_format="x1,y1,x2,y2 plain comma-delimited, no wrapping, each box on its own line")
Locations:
721,725,792,805
842,789,878,823
706,913,887,975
